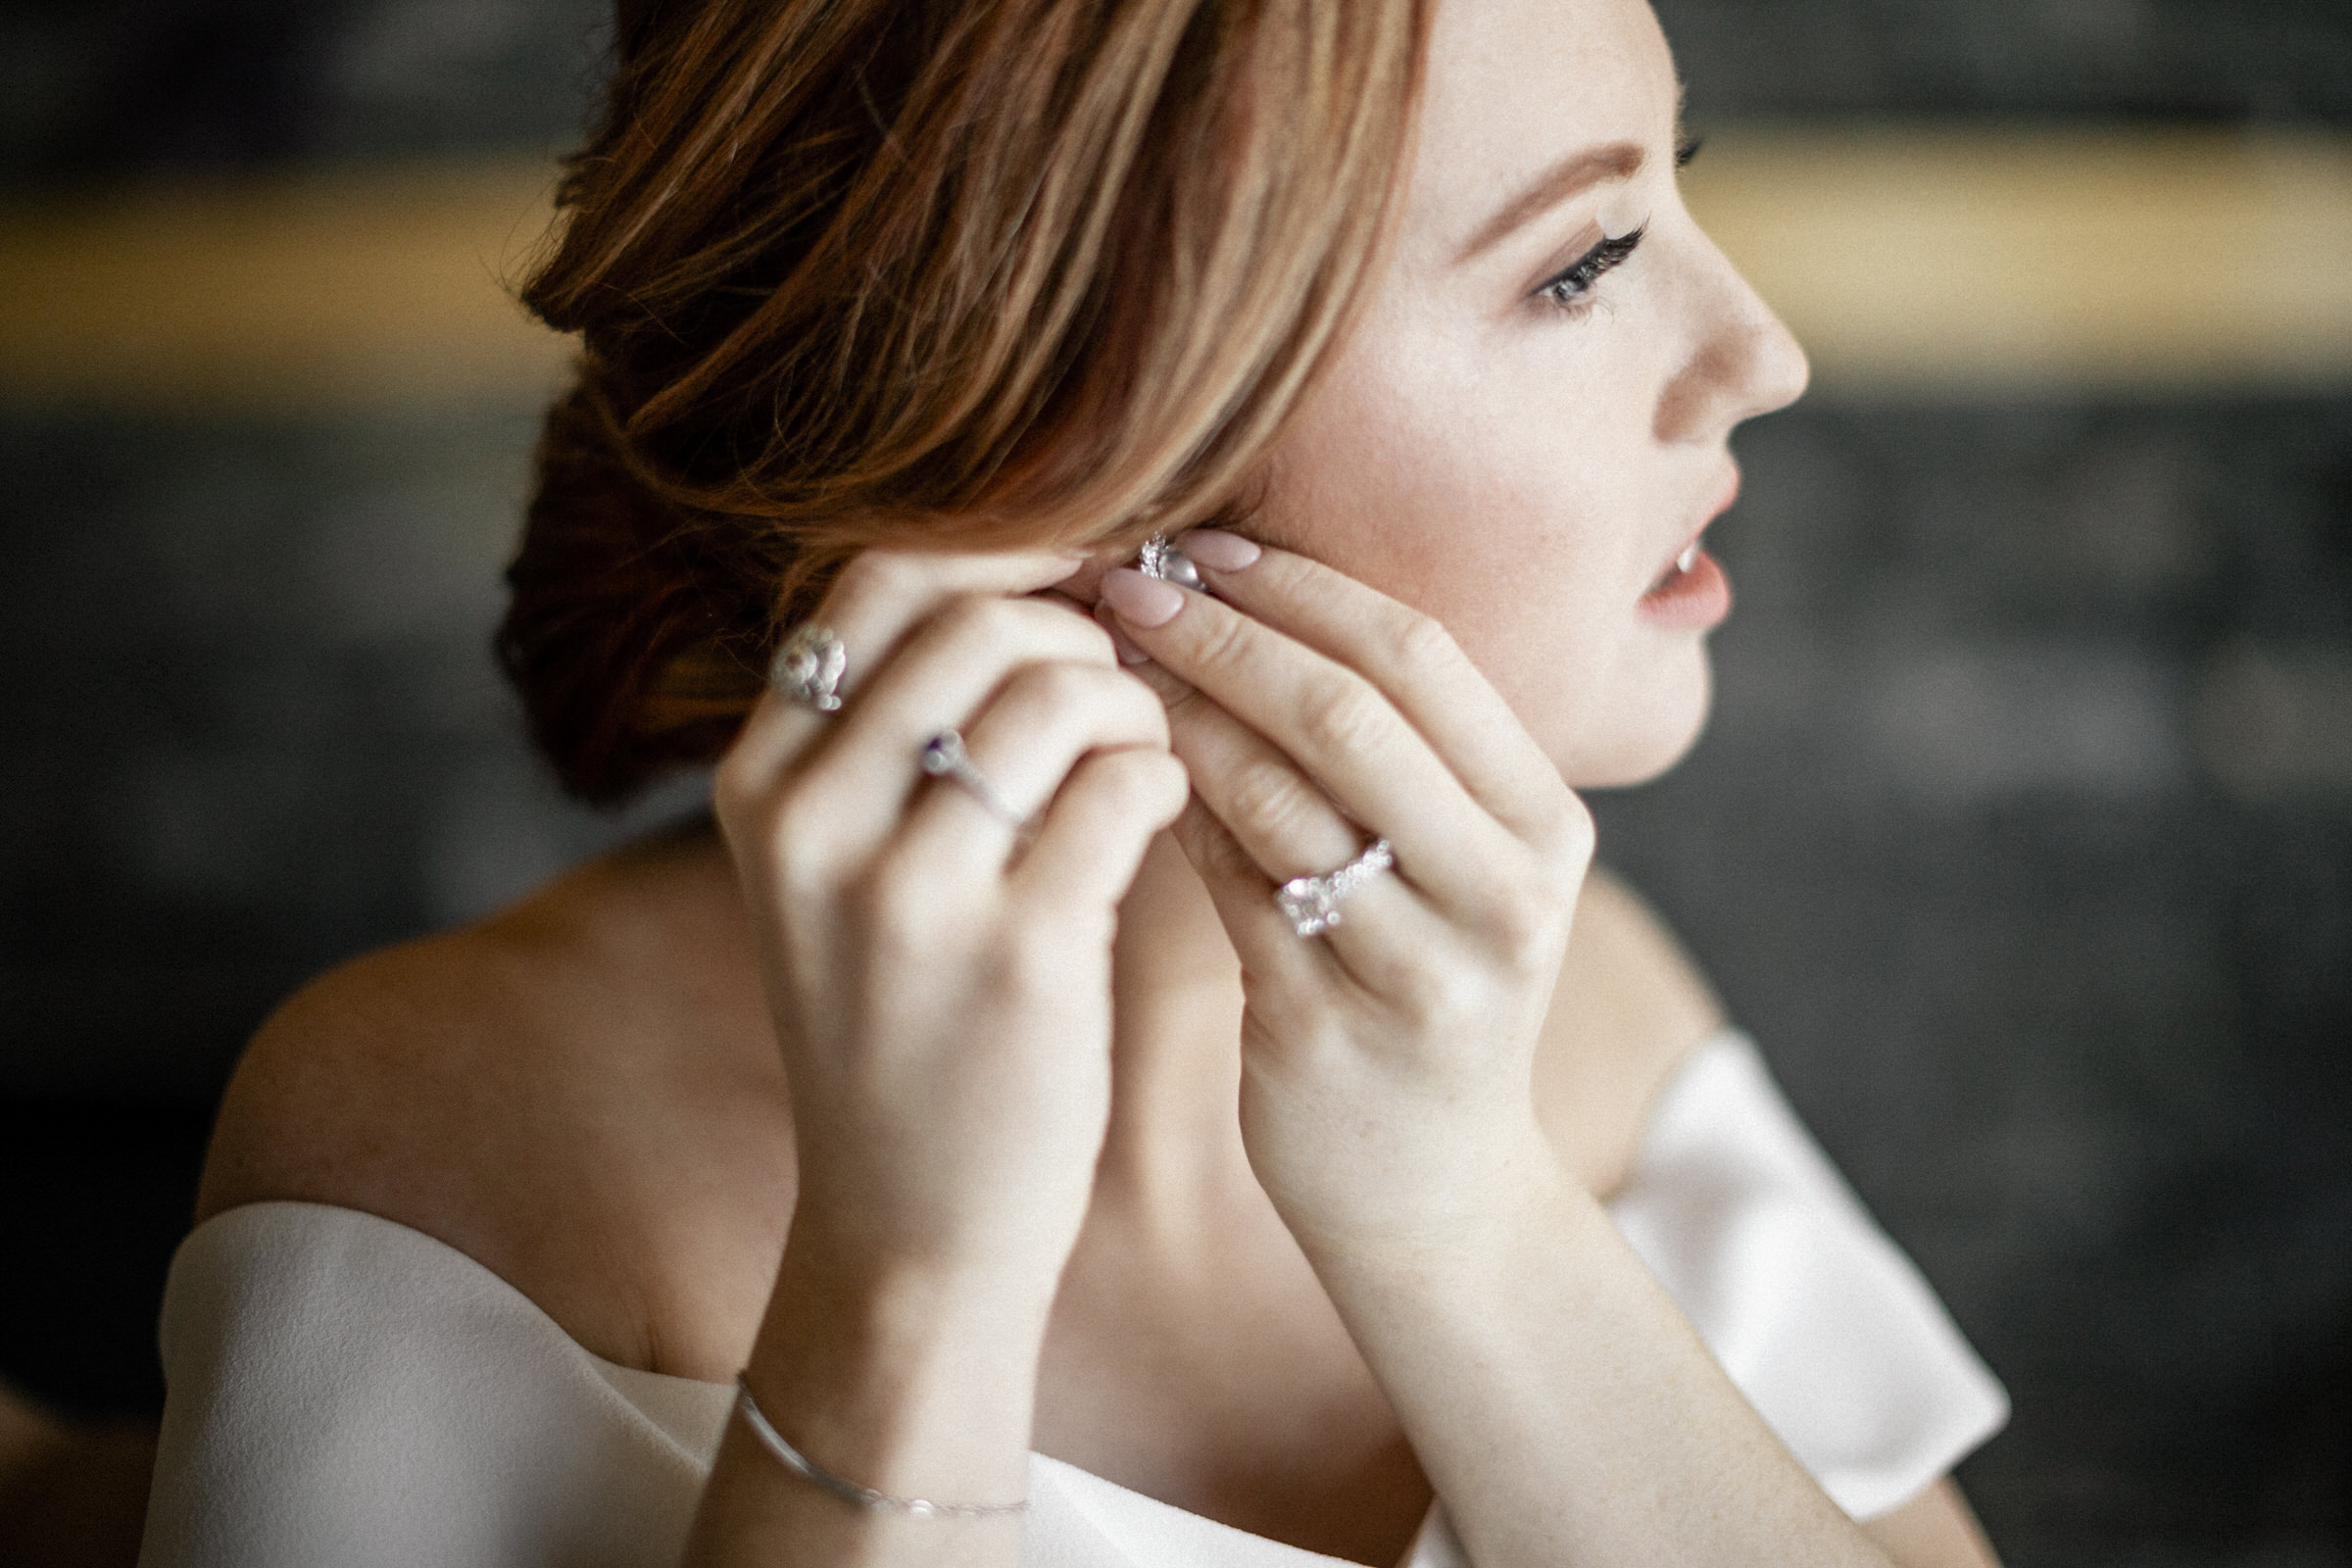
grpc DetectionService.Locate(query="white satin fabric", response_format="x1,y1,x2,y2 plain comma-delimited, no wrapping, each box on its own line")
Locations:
139,1030,2005,1567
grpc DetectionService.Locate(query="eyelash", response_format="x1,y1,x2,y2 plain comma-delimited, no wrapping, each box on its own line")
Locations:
1525,138,1698,317
1534,224,1646,315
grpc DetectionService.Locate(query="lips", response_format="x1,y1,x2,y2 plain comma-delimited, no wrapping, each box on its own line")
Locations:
1640,545,1730,628
1639,466,1740,630
1646,538,1704,597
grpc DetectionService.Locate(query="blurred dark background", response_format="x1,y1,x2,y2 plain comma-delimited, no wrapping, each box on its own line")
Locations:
1,2,2347,1565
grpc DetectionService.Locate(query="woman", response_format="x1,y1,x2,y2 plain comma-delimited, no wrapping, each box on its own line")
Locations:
141,0,2009,1563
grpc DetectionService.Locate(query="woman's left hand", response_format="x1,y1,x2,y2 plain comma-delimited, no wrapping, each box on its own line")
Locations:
1098,531,1595,1256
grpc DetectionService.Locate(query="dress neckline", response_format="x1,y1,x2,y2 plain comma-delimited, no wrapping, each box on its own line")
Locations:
176,1200,1452,1567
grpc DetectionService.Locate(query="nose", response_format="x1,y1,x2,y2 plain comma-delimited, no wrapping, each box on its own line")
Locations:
1651,227,1811,445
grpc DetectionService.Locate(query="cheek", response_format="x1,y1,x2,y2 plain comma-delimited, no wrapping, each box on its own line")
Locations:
1257,329,1667,770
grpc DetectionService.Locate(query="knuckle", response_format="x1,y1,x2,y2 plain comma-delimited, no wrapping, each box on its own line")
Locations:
1487,885,1562,966
712,763,798,867
1187,607,1257,679
1544,791,1597,863
1110,678,1176,748
834,549,915,609
1515,780,1593,863
1009,658,1100,716
1086,744,1152,793
1300,682,1388,759
1143,747,1192,802
1113,748,1190,816
1222,758,1320,846
710,749,762,826
1393,960,1481,1030
1068,747,1171,824
1387,609,1463,674
1062,610,1118,664
1480,850,1574,961
932,591,1011,646
767,786,835,867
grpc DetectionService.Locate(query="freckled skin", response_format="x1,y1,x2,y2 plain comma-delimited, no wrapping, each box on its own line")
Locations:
1255,0,1807,789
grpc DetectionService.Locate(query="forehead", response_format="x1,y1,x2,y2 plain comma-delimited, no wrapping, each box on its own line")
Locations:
1400,0,1679,258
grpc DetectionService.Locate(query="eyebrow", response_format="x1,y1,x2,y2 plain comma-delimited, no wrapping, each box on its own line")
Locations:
1455,140,1646,266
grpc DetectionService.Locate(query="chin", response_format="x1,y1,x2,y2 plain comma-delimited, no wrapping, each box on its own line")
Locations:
1557,652,1714,791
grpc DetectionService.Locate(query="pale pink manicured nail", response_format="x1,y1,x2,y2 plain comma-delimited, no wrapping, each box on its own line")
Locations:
1100,567,1186,628
1176,528,1260,571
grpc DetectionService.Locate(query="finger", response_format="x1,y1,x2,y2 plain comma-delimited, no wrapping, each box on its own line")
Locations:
1165,796,1344,994
788,597,1118,861
727,549,1085,786
1163,676,1360,878
1012,747,1192,915
1101,566,1518,912
820,550,1090,700
1166,700,1433,977
1176,533,1568,841
899,662,1172,876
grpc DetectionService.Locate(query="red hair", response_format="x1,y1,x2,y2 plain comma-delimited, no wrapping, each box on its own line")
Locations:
499,0,1426,804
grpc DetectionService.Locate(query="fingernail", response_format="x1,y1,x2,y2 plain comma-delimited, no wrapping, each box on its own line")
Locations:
1175,528,1260,571
1100,567,1186,629
1094,602,1153,665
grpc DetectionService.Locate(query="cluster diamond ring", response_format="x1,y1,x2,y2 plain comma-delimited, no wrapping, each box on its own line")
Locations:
1136,533,1202,591
769,623,848,712
920,730,1026,828
1275,838,1395,938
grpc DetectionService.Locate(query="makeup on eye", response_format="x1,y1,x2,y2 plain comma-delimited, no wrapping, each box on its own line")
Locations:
1522,132,1698,314
1532,223,1646,314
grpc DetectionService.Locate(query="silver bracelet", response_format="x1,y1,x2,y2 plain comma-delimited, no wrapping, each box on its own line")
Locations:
732,1375,1029,1520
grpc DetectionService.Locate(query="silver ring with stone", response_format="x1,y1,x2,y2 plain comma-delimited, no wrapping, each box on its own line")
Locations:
769,623,848,712
1274,838,1395,938
1136,533,1202,591
919,730,1026,828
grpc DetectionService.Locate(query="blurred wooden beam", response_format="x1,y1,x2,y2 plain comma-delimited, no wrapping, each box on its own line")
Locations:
1,126,2347,411
0,162,570,412
1685,124,2352,396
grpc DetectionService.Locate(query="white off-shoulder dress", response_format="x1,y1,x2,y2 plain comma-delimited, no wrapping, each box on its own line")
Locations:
139,1030,2007,1567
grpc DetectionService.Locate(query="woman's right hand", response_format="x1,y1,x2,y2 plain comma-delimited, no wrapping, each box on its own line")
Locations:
712,547,1188,1295
694,547,1181,1562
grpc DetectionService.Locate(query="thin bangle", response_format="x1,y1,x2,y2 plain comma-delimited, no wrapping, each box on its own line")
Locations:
732,1374,1030,1520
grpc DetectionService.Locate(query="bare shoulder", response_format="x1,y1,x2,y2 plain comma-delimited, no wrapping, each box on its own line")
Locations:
1536,864,1728,1197
197,821,791,1375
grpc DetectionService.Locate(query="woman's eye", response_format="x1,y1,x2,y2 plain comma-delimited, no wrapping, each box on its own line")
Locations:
1534,225,1645,315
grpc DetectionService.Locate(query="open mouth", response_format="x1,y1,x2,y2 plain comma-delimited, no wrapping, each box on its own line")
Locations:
1639,466,1740,627
1645,540,1703,597
1639,534,1731,628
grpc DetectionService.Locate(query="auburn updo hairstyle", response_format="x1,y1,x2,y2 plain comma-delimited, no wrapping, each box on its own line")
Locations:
498,0,1427,804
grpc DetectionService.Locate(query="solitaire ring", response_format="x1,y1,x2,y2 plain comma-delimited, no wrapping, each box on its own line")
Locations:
920,730,1026,828
769,623,848,712
1274,839,1395,938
